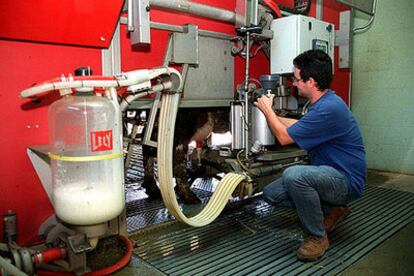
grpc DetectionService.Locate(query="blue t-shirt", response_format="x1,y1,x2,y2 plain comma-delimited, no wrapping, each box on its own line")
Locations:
287,90,366,198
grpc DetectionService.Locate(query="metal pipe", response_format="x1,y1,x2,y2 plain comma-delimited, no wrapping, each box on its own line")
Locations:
150,0,236,23
244,33,251,159
316,0,323,20
151,22,234,40
119,18,234,40
127,0,135,31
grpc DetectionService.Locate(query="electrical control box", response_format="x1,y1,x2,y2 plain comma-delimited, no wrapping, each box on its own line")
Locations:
270,15,335,74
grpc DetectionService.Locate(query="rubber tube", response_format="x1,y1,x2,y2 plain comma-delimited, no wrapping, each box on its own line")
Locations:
120,81,172,112
34,247,67,267
36,235,133,276
157,92,247,227
86,235,133,275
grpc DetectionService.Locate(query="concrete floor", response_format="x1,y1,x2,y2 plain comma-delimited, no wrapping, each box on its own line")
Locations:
116,170,414,275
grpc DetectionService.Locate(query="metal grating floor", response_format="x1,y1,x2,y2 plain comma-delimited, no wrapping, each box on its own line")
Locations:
130,186,414,275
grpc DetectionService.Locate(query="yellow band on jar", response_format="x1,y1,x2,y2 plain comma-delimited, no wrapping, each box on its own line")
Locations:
48,152,123,162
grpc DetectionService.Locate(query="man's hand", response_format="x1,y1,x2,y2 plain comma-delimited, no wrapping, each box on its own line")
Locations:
254,94,275,116
253,94,295,146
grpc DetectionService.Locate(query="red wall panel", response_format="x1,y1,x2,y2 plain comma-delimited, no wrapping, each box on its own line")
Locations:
0,0,124,48
0,40,102,244
0,0,351,244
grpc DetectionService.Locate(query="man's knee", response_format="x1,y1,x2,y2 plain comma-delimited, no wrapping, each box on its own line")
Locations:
283,165,311,192
283,165,307,182
262,179,285,205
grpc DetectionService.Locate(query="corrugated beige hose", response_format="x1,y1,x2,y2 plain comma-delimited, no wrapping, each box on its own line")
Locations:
157,92,246,227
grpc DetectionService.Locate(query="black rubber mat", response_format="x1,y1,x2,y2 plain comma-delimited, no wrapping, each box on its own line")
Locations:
130,186,414,275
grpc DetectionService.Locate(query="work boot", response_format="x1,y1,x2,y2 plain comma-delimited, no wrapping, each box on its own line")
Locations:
324,206,351,233
297,234,329,261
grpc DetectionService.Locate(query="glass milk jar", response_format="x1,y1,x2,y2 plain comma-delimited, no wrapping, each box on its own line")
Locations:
48,92,124,225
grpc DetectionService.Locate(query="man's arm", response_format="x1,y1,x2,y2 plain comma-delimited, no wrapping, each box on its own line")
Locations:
254,95,295,146
278,116,298,127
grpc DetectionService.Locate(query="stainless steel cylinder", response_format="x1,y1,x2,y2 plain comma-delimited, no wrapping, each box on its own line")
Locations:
150,0,236,23
252,106,275,146
230,101,244,150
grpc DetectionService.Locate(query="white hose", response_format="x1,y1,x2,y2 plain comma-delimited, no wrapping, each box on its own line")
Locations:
157,92,246,227
120,81,172,112
0,255,28,276
19,66,182,99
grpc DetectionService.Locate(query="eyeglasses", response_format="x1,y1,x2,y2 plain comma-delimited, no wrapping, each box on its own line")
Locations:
291,76,303,83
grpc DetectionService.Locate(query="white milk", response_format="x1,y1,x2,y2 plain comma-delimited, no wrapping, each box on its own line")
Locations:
53,182,124,225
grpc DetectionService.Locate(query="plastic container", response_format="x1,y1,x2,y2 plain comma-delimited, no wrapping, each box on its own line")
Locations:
49,93,124,225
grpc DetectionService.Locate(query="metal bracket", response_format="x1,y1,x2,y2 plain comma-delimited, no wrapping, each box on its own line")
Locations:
102,20,121,76
335,10,353,69
65,234,90,274
336,0,375,15
235,0,259,28
140,31,175,148
142,31,191,148
128,0,151,45
142,63,189,148
142,92,161,148
27,146,52,203
171,24,199,65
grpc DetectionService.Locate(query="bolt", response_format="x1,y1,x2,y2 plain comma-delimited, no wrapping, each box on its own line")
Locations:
100,36,106,42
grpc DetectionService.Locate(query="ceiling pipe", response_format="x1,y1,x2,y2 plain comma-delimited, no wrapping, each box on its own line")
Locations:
150,0,236,24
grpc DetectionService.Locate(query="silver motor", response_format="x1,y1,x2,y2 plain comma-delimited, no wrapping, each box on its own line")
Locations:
252,106,275,146
251,74,280,146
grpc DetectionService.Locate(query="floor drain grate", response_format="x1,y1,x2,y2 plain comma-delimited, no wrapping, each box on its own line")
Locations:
130,186,414,275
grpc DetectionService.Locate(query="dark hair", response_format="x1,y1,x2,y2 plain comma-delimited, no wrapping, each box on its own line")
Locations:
293,49,333,90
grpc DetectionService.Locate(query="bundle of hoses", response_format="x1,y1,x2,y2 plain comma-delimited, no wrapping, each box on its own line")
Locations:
157,92,247,227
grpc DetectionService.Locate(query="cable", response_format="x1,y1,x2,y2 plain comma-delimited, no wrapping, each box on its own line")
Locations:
236,150,258,177
353,0,377,33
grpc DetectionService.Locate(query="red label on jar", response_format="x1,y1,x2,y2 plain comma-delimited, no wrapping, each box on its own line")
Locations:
90,130,113,152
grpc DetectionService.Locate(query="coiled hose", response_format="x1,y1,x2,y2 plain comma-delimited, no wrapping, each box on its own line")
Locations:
157,92,247,227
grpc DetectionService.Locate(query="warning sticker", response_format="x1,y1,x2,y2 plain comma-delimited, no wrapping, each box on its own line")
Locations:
90,130,113,152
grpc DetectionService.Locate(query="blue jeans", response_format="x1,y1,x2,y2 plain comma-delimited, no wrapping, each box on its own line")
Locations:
263,165,353,237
